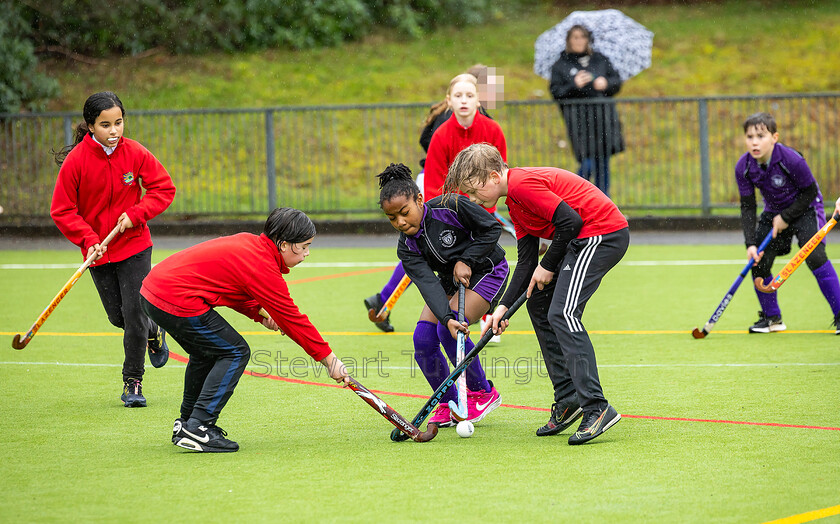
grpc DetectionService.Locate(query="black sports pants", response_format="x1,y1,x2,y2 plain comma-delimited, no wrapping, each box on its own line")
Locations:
527,228,629,415
89,247,155,381
140,298,250,424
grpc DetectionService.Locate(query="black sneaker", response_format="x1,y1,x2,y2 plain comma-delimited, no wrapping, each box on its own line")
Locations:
172,418,186,443
174,418,239,453
147,325,170,368
364,294,394,333
121,378,147,408
568,404,621,445
833,312,840,335
748,311,786,333
536,397,583,436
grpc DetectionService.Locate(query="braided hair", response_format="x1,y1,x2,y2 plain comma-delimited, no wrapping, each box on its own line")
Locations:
377,163,420,207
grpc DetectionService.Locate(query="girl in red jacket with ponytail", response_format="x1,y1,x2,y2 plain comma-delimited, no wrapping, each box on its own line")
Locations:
51,91,176,408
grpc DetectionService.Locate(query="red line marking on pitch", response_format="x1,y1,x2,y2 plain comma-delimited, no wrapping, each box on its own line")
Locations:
620,414,840,431
168,351,840,431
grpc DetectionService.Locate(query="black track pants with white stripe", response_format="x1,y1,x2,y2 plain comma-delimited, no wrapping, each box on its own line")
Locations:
526,227,629,415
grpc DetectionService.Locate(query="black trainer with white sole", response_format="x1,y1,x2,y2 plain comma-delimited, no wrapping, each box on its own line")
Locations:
568,404,621,445
174,418,239,453
536,397,583,436
748,311,786,333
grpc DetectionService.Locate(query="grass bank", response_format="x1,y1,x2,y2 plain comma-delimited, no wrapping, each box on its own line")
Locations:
42,1,840,111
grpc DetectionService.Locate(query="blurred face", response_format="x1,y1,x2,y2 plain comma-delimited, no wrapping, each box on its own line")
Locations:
279,237,313,268
567,29,589,54
744,124,778,164
462,172,503,208
87,105,124,148
447,81,480,120
382,193,424,236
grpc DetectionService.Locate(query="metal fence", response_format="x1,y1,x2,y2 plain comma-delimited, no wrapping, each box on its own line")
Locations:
1,93,838,219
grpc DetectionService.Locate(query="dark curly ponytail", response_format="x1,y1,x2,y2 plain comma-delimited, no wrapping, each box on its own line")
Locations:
377,163,420,207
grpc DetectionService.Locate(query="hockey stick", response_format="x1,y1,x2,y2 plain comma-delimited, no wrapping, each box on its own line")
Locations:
755,212,840,293
256,309,437,442
12,224,121,350
692,230,774,339
391,291,528,441
447,283,468,420
492,210,517,239
348,378,438,443
368,274,411,323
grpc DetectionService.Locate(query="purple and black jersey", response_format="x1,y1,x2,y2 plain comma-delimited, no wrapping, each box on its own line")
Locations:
398,195,507,326
735,143,824,216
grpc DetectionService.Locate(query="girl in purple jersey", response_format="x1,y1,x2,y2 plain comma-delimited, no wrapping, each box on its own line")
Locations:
736,112,840,334
376,163,507,427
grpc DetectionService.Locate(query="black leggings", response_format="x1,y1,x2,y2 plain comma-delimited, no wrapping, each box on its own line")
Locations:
752,209,828,279
141,298,250,425
89,247,155,381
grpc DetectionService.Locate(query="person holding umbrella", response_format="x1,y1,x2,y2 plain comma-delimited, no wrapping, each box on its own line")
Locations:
549,24,624,196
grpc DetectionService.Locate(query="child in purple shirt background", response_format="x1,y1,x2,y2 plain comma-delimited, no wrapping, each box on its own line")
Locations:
736,112,840,334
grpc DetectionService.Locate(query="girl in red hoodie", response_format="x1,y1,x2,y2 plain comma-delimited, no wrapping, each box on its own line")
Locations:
51,92,176,408
140,208,351,453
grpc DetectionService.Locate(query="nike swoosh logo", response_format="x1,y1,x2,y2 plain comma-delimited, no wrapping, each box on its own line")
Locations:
181,428,210,444
476,398,495,411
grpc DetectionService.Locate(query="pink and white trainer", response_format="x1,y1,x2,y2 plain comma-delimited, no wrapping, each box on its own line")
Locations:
428,403,455,427
467,381,502,423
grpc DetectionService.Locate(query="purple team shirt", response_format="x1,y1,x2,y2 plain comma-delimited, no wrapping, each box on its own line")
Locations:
735,142,823,215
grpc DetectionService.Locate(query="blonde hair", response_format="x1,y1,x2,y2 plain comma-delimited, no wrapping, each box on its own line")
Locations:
443,143,507,200
447,73,478,97
422,74,478,128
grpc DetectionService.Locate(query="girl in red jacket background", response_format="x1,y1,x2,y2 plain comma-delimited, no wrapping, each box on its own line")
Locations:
51,91,176,408
364,73,507,334
140,208,351,453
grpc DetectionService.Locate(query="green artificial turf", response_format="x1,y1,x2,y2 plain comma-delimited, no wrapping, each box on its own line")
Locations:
1,242,838,523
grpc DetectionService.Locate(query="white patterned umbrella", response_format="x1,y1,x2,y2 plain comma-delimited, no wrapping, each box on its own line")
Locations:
534,9,654,82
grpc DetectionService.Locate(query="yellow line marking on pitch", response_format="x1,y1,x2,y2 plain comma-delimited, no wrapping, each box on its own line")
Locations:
763,504,840,524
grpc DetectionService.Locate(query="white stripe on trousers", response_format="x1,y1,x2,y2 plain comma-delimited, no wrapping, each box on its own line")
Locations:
563,235,602,332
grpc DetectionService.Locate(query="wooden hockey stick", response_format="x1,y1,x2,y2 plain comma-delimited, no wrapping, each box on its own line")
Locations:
368,274,411,323
755,212,840,293
12,224,121,350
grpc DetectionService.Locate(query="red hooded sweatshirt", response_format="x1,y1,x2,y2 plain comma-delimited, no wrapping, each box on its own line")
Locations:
51,133,176,265
140,233,332,361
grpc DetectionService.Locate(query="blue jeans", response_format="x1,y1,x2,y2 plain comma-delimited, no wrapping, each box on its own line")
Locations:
578,157,611,196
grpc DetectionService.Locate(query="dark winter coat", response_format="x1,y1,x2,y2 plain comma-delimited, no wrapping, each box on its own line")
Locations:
549,51,624,162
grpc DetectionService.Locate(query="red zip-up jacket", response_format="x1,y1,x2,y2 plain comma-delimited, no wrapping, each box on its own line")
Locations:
423,111,507,212
140,233,332,361
51,133,176,265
